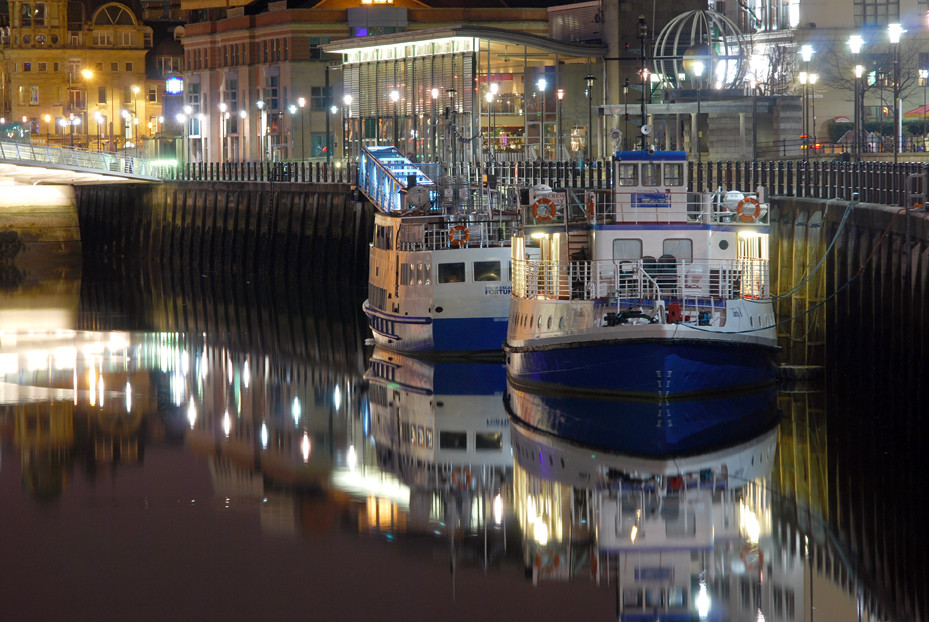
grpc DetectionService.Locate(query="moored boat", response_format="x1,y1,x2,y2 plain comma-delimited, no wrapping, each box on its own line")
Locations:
359,146,518,355
504,150,779,398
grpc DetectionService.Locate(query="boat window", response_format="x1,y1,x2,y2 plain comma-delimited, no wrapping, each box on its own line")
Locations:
623,588,643,608
439,431,467,449
645,588,664,608
612,238,643,260
668,587,687,608
664,163,684,186
438,262,466,283
475,432,503,450
474,260,501,282
425,429,433,448
642,163,661,186
418,263,430,285
400,263,416,285
662,238,693,262
374,224,393,250
617,163,638,186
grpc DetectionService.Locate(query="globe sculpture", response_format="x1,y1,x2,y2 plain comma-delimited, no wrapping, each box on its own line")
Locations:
653,10,748,90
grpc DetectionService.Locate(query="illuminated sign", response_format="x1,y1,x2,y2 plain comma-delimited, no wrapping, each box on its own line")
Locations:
165,77,183,94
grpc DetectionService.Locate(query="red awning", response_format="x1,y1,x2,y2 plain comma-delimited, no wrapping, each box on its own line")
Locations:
904,105,929,118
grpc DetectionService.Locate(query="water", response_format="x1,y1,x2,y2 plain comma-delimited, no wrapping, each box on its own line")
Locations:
0,262,923,621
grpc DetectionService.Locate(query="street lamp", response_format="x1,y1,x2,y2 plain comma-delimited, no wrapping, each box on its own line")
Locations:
297,96,306,161
537,77,547,162
430,88,439,161
61,114,80,148
691,60,705,164
390,89,400,148
219,102,227,163
328,104,337,166
810,73,819,149
585,74,596,161
848,34,864,159
256,100,265,162
556,88,565,161
288,104,297,160
799,44,815,160
888,22,905,162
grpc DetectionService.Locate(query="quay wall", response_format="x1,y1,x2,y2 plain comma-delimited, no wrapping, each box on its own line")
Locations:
771,197,929,369
74,181,374,288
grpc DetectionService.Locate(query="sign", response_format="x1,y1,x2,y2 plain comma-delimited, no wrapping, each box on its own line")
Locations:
165,77,184,94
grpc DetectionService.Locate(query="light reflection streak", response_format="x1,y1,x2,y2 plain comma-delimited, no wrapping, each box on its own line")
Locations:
223,411,231,437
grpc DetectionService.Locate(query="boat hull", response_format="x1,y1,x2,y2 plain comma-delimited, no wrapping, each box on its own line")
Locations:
505,336,777,398
504,383,780,457
364,300,507,354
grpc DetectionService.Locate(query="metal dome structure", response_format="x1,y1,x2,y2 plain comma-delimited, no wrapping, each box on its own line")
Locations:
653,10,749,91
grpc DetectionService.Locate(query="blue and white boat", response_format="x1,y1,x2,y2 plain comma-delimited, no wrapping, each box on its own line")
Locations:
359,146,518,355
504,150,778,398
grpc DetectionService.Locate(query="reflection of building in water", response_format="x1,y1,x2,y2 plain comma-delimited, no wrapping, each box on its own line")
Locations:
507,384,799,620
361,348,510,555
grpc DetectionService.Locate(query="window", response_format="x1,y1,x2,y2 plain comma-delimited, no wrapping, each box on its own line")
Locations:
642,162,661,186
439,431,467,450
664,163,684,186
612,239,642,260
148,87,157,103
311,85,330,111
94,31,114,46
21,3,32,27
617,163,638,186
662,238,693,262
474,260,501,282
23,62,31,72
438,262,465,283
111,62,118,71
475,432,502,450
119,31,132,46
264,75,279,110
98,86,107,104
96,61,104,72
38,62,47,72
29,86,39,105
34,2,47,25
309,36,332,59
125,62,133,72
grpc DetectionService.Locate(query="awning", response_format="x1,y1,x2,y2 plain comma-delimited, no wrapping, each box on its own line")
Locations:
904,105,929,119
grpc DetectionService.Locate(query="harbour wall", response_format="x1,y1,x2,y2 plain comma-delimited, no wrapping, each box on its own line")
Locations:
771,197,929,369
74,181,374,289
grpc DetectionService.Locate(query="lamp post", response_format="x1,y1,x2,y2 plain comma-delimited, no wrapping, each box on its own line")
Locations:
585,74,596,161
848,35,864,159
256,100,265,162
888,23,904,162
288,104,297,160
556,88,565,161
537,77,547,162
389,89,400,150
799,44,815,161
43,114,51,145
920,69,929,152
183,104,192,164
297,97,306,161
810,73,819,149
430,88,439,161
489,82,499,159
342,94,353,160
691,60,704,164
878,70,886,149
484,88,495,161
328,104,337,166
219,102,227,163
95,112,103,152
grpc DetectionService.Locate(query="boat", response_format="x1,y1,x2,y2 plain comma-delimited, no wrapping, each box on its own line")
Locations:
358,146,519,356
504,149,779,397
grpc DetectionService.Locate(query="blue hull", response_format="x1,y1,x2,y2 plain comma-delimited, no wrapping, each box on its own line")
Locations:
504,384,780,457
364,301,507,354
505,339,776,398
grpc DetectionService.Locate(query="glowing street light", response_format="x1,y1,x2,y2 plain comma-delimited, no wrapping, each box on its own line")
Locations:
537,77,547,162
848,34,864,159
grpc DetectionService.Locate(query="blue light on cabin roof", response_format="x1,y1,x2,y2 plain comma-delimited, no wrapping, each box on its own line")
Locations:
616,150,687,161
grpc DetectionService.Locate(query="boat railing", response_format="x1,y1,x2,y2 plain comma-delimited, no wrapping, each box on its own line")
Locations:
396,218,517,252
513,257,769,303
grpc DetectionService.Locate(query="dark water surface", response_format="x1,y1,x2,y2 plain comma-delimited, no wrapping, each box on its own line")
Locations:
0,263,923,621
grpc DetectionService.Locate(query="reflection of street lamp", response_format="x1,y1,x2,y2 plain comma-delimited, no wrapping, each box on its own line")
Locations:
390,89,400,148
888,22,904,162
585,74,596,161
848,34,864,159
537,77,547,162
556,88,565,161
297,97,306,161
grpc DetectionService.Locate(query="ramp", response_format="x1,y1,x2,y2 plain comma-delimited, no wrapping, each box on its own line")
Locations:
358,145,435,213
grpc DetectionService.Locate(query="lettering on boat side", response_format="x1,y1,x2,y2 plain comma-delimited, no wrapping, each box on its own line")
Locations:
484,285,512,295
485,418,509,428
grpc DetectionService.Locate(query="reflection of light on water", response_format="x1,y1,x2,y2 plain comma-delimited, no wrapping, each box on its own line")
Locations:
187,398,197,429
243,358,250,389
125,381,132,413
630,524,638,543
331,468,410,509
533,520,549,546
199,351,208,380
347,445,357,472
180,349,189,377
696,581,711,620
25,350,50,371
292,396,301,426
88,365,96,407
223,410,231,437
0,352,17,376
260,422,268,450
333,385,341,411
493,494,503,524
97,373,105,407
301,432,311,462
53,346,77,370
740,500,760,543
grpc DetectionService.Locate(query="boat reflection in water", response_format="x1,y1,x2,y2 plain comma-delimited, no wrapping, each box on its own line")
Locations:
506,384,782,621
364,347,511,555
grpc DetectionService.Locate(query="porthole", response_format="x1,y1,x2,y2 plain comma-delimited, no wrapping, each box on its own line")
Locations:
559,316,565,329
36,34,47,46
537,315,542,328
546,316,553,329
718,239,729,250
51,34,59,44
22,33,31,45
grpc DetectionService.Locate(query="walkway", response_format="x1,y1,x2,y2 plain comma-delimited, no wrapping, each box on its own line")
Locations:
0,141,161,184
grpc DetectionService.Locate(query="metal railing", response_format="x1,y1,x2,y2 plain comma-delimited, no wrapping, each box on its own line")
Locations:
0,141,158,178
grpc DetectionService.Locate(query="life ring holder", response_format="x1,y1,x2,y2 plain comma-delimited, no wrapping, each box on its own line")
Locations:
451,467,472,490
585,192,596,220
532,196,557,222
449,224,470,247
736,197,762,222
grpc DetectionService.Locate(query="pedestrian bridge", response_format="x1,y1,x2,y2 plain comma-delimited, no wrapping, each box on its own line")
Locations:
0,141,161,185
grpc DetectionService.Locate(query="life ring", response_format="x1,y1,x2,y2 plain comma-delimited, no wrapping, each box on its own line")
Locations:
449,224,470,247
737,197,762,222
585,193,596,220
532,196,557,222
451,467,472,489
741,545,764,571
535,551,560,570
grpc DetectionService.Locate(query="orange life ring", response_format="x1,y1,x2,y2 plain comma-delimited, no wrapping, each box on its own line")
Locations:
451,467,472,489
741,545,764,571
737,197,762,222
532,196,557,222
449,224,470,247
585,193,596,220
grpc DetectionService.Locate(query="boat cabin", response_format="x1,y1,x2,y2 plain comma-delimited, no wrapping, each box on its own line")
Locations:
612,150,689,223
